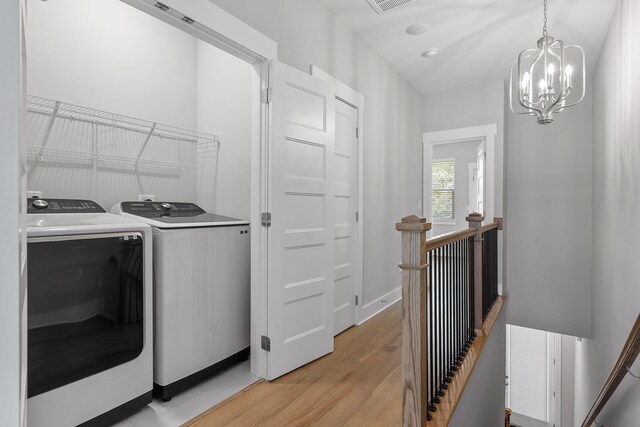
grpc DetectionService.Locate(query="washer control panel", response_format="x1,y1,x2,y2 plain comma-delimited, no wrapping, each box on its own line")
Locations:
121,201,205,217
27,198,106,214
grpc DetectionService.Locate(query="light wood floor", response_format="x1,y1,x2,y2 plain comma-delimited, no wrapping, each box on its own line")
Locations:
185,303,403,427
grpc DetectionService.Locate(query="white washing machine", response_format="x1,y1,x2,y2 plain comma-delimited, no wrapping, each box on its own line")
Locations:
26,198,153,427
112,201,250,401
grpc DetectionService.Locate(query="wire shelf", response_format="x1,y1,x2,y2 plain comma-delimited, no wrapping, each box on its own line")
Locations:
27,145,199,170
27,95,219,171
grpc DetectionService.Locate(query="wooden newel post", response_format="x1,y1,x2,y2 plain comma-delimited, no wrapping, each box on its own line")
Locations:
466,212,484,335
396,215,431,427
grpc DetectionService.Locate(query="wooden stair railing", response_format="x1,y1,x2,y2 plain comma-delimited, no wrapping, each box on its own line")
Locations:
580,314,640,427
396,214,504,427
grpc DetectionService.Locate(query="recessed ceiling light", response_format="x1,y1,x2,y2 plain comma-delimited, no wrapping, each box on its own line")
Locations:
406,24,427,36
422,49,439,58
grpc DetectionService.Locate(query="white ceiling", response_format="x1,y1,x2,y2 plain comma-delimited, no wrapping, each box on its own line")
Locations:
317,0,618,95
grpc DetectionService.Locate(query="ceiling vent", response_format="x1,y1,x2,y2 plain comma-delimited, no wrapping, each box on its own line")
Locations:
365,0,415,15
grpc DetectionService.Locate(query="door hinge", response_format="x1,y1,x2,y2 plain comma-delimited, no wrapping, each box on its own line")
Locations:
261,87,273,104
356,127,359,138
355,295,359,306
261,212,272,227
355,210,359,223
261,335,271,352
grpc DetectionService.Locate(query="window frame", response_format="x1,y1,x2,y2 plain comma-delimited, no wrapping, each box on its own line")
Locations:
431,157,456,225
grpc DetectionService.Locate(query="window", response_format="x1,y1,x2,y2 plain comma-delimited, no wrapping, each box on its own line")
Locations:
432,159,455,219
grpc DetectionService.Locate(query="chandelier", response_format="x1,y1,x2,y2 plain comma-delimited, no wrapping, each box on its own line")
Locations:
510,0,585,124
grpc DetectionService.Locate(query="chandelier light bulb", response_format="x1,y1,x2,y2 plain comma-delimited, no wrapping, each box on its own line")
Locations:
539,78,547,90
565,64,573,88
547,63,555,86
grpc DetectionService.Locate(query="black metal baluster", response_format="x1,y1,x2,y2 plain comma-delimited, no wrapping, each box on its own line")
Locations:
450,243,455,372
456,239,462,365
449,243,455,375
428,250,437,412
432,247,440,401
453,240,459,370
469,236,475,341
438,246,447,395
445,244,450,382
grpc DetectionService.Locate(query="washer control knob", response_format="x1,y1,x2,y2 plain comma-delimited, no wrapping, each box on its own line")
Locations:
32,199,49,209
161,203,172,210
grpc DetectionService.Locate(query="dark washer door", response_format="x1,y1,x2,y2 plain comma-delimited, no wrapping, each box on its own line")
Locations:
27,233,144,398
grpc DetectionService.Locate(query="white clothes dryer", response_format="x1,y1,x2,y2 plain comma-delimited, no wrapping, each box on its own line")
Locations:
112,201,250,401
26,198,153,426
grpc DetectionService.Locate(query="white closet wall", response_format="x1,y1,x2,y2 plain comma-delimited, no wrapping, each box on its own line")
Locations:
196,40,252,220
26,0,251,216
27,0,198,129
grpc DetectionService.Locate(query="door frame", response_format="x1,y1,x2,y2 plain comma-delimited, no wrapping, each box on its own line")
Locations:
117,0,278,380
468,162,478,216
422,124,496,237
309,65,365,325
1,0,27,424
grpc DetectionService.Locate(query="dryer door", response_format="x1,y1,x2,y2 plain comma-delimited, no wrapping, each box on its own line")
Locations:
27,233,145,397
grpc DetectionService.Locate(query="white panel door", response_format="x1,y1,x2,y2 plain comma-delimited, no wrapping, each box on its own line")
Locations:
507,325,559,427
267,60,335,380
333,99,357,335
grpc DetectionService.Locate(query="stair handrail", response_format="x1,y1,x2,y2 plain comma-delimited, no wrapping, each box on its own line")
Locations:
580,314,640,427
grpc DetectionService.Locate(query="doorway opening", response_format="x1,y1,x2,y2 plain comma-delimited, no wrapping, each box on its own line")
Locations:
24,0,276,423
422,125,496,237
506,324,561,427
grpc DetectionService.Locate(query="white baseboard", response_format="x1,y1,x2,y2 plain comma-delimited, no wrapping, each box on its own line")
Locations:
356,286,402,325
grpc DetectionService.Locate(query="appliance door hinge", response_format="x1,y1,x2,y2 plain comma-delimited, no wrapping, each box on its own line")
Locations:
355,210,359,223
261,212,272,227
356,127,359,138
261,335,271,352
355,295,359,306
261,87,273,104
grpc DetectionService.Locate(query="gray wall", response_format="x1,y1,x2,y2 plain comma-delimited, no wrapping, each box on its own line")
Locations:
505,87,593,339
210,0,424,306
449,310,507,427
0,0,24,423
574,0,640,424
431,139,481,235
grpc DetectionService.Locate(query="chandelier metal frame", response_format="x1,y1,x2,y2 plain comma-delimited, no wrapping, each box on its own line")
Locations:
509,0,586,125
